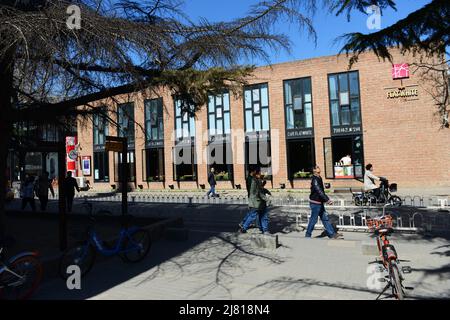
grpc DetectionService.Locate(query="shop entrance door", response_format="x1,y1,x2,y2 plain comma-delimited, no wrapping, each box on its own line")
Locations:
323,135,364,180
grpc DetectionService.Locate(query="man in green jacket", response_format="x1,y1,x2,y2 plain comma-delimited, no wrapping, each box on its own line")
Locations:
239,168,268,233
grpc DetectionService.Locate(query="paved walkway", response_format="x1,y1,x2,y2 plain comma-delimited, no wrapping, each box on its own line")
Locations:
6,198,449,300
33,229,450,300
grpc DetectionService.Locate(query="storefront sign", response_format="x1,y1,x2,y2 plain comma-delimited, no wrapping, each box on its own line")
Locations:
146,140,164,148
286,129,314,139
386,86,418,99
209,134,231,143
246,131,270,141
81,156,91,176
332,125,362,136
105,140,124,152
175,137,195,146
93,145,105,152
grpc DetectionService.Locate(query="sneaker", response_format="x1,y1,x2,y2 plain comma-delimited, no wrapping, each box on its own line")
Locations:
238,227,247,234
330,233,344,240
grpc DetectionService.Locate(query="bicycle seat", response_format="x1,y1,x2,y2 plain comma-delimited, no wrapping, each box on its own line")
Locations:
374,227,394,236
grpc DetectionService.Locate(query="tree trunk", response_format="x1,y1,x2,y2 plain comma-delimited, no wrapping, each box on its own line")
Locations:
0,48,14,241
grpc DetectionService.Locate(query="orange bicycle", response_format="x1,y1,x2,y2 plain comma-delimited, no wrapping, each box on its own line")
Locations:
367,205,412,300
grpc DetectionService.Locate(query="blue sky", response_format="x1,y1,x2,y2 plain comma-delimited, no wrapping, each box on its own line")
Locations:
180,0,431,66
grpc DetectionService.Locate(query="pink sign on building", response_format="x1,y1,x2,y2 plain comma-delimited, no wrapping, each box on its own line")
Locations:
392,63,410,79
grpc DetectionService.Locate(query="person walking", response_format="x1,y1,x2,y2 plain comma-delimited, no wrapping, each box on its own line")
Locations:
35,171,55,211
20,175,36,212
63,171,80,213
245,166,257,197
206,167,217,198
238,166,259,230
306,165,342,239
257,179,272,234
239,168,268,234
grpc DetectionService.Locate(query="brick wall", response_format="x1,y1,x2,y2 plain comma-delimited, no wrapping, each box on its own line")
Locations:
77,49,450,191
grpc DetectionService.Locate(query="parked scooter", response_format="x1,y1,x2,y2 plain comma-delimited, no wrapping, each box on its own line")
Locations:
351,177,402,206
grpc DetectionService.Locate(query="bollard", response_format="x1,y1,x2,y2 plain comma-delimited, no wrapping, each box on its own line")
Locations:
339,214,344,226
438,199,448,208
350,214,355,226
188,196,193,207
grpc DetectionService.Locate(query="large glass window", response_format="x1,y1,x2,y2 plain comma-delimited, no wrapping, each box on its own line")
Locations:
114,151,136,182
145,98,164,142
208,92,231,135
142,148,165,182
328,71,361,127
173,146,197,181
93,111,109,146
244,84,270,132
94,152,109,182
207,143,233,181
323,135,364,180
245,139,272,178
175,98,195,139
284,78,313,129
117,103,135,145
287,139,315,180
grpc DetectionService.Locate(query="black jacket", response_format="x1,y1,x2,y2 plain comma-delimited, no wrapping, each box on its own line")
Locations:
309,175,330,203
208,172,216,186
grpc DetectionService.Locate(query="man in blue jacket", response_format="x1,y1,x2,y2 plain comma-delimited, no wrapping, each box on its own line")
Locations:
206,167,217,198
306,165,343,239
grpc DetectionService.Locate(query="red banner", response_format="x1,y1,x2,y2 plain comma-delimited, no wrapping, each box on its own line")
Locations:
66,136,78,176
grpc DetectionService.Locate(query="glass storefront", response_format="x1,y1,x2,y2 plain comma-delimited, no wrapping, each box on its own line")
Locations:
114,151,136,182
143,98,165,183
142,148,165,182
287,139,315,180
207,92,233,181
173,145,197,181
324,135,364,180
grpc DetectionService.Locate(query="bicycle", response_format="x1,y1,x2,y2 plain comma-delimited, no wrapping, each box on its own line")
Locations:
0,237,43,300
367,204,412,300
59,206,152,279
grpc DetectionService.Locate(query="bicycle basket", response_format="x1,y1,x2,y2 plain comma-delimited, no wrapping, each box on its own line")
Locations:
389,183,397,192
366,215,393,231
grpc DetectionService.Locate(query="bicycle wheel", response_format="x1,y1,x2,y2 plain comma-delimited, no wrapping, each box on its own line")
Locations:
59,243,96,279
389,196,402,207
389,261,404,300
120,229,151,263
0,255,43,300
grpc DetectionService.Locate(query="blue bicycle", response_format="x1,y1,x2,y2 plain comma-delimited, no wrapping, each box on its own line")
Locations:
59,213,151,279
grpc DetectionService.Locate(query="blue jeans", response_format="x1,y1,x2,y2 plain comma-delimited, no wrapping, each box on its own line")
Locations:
306,203,335,238
206,186,216,197
258,207,269,233
241,208,259,230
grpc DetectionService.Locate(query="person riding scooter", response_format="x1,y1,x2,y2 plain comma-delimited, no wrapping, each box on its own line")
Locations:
364,163,381,199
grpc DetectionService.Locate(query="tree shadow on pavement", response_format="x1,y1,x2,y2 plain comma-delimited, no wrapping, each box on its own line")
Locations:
34,231,284,300
248,276,449,300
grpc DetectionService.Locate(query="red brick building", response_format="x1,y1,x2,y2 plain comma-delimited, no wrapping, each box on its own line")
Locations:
76,49,450,191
